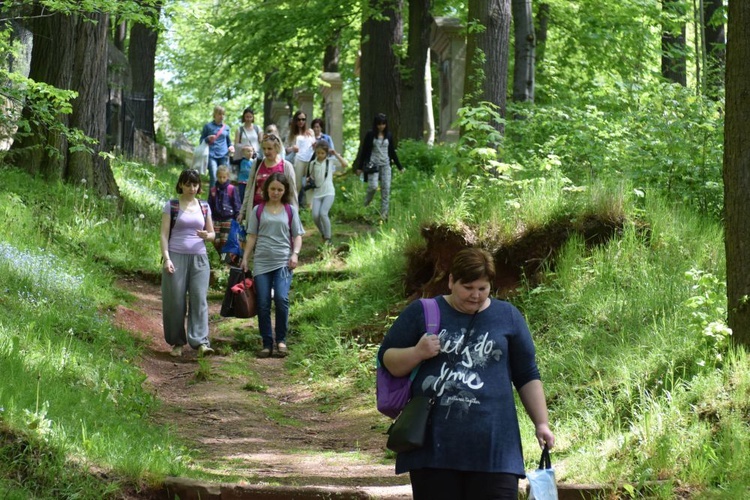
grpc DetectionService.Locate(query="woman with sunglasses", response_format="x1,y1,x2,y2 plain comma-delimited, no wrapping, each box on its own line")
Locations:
285,110,316,207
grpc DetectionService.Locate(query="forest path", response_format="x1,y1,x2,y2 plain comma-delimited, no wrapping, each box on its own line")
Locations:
113,225,411,499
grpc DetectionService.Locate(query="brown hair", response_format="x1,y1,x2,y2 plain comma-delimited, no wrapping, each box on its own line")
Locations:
175,169,203,194
450,248,496,284
261,172,293,204
289,110,308,137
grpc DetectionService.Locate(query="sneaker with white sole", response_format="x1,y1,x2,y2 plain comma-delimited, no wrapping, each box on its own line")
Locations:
198,344,214,357
170,345,183,357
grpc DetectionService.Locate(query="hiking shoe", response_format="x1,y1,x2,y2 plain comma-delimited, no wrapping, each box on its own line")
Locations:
198,344,215,357
170,345,183,357
275,343,288,357
257,348,272,358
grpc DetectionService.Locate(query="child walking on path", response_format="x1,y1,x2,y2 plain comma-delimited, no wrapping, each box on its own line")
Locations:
160,169,216,358
208,166,242,259
305,140,347,245
237,146,257,208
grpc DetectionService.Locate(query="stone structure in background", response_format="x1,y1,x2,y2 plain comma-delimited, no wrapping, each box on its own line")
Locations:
431,17,465,143
170,133,193,167
134,129,167,166
320,72,344,153
0,22,33,152
270,100,291,142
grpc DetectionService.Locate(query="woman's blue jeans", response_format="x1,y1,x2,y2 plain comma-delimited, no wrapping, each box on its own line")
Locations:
253,266,293,349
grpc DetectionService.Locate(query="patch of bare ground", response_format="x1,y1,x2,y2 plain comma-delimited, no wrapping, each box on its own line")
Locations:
406,213,629,298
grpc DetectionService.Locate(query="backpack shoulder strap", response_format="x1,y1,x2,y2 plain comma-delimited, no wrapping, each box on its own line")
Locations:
169,199,179,238
420,298,440,335
284,203,292,223
284,203,293,249
199,200,209,228
256,202,265,225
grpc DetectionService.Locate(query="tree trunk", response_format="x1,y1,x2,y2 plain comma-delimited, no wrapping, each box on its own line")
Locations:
661,0,687,85
358,0,403,144
464,0,511,136
535,2,549,74
511,0,535,102
69,12,119,197
324,43,340,73
723,0,750,348
400,0,432,141
703,0,725,99
127,1,162,138
10,8,76,179
113,18,127,53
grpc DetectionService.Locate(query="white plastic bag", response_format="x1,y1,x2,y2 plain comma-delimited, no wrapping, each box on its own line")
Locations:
527,445,558,500
192,141,209,174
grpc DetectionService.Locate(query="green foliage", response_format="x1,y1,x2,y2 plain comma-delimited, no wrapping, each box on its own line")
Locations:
535,0,664,102
505,84,724,217
157,0,362,142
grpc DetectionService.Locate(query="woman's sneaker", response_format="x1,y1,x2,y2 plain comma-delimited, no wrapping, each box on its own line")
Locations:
198,344,215,357
170,345,183,357
275,343,288,357
257,347,272,358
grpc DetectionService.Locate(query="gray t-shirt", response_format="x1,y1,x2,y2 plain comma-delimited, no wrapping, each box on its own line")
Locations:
371,136,390,167
247,204,305,275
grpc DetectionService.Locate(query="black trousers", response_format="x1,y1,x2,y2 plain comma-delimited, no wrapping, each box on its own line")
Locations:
409,468,519,500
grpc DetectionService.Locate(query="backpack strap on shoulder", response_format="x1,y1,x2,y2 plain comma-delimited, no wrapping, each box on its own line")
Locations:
284,204,293,250
199,200,209,229
169,199,179,239
420,298,441,335
256,202,265,227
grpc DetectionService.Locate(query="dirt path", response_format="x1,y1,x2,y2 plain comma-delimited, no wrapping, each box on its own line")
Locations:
113,265,411,498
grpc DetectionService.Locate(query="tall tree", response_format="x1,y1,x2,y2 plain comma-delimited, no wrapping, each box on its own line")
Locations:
703,0,725,99
464,0,512,136
723,0,750,348
535,2,549,73
511,0,535,102
358,0,403,142
661,0,687,85
68,11,118,196
8,1,157,194
10,8,76,179
127,1,163,139
400,0,433,141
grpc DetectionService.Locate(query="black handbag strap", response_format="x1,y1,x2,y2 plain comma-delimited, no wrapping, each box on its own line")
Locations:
538,444,552,470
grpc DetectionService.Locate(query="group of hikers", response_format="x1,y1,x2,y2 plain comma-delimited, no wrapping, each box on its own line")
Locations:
161,104,404,361
158,104,555,499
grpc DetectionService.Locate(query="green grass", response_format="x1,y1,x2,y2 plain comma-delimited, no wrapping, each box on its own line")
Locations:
0,114,748,499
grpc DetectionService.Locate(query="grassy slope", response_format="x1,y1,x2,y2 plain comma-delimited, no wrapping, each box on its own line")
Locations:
0,147,747,498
